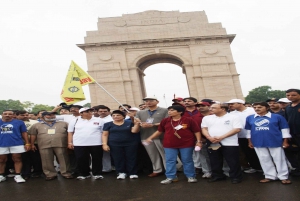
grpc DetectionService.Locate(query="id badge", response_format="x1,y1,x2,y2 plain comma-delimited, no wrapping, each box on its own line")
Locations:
146,118,154,123
47,129,55,135
175,125,183,130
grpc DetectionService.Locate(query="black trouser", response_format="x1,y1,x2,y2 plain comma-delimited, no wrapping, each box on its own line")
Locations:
74,145,103,176
30,144,43,175
285,134,300,170
239,138,262,170
21,151,31,177
208,146,243,180
137,143,153,174
110,143,139,175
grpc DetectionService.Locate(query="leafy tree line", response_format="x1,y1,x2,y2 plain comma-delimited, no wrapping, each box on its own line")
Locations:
0,99,55,114
245,86,286,103
0,100,92,114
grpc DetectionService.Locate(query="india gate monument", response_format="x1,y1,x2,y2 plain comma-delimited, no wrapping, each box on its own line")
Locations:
77,10,244,108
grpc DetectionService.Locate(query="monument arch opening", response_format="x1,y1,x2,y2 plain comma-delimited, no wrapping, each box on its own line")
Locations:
135,53,189,104
78,10,244,109
142,63,190,107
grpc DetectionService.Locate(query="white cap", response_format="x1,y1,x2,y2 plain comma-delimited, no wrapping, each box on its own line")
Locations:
226,99,245,104
277,98,291,103
143,96,158,101
128,107,140,111
79,107,93,113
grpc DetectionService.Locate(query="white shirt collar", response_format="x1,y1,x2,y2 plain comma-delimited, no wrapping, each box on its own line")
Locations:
254,112,271,118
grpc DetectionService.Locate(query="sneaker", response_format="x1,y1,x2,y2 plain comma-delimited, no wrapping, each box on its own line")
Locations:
244,168,257,173
129,175,138,179
224,172,230,177
188,177,198,183
76,175,91,180
117,173,127,180
7,174,16,178
160,177,179,184
14,175,26,183
93,175,104,180
202,173,212,179
0,175,6,182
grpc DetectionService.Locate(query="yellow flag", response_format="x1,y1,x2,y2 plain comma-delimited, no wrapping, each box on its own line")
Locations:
60,61,95,105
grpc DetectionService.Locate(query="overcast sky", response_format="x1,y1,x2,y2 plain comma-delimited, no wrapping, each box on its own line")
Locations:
1,0,299,107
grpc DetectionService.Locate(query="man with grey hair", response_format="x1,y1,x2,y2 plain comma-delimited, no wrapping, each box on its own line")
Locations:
201,103,243,184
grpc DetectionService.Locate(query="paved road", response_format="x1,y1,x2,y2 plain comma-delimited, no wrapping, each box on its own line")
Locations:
1,171,299,201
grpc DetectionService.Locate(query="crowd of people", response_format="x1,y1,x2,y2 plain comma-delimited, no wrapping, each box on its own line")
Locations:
0,88,300,186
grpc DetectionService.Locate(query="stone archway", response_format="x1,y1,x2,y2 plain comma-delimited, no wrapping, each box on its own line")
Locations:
78,10,244,109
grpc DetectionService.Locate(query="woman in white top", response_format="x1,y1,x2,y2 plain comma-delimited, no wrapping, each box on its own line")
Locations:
68,108,105,180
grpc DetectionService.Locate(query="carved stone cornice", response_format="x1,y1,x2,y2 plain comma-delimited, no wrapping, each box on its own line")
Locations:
77,34,235,51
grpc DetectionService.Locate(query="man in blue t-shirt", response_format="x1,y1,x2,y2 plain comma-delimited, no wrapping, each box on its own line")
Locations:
0,110,30,183
245,102,292,184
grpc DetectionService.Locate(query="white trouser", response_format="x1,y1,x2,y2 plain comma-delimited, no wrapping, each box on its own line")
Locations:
193,145,212,174
143,139,166,173
254,147,289,180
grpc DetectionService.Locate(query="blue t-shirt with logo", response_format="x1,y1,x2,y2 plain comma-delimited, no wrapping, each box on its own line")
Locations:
245,113,289,147
0,119,27,147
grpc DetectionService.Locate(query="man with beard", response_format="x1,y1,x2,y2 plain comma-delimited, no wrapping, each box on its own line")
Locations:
29,112,73,180
267,98,284,116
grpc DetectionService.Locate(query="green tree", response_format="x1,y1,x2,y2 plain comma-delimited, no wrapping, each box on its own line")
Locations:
31,104,55,114
245,86,286,103
0,99,25,113
21,101,35,112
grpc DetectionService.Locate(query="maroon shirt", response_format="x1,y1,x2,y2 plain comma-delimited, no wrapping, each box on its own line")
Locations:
183,109,204,126
158,116,200,148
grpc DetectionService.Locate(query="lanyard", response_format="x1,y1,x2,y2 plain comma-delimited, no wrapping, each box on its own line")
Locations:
41,121,56,128
148,110,157,117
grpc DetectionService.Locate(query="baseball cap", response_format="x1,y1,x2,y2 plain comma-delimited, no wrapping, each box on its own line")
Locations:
143,96,158,101
226,99,245,104
172,97,183,102
128,107,140,111
79,107,94,113
277,98,291,103
41,112,57,116
266,98,279,102
196,102,210,107
201,99,215,104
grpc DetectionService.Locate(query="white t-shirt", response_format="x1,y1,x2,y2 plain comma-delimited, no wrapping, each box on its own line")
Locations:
56,115,79,124
68,117,105,146
100,115,113,123
231,107,255,138
201,113,243,146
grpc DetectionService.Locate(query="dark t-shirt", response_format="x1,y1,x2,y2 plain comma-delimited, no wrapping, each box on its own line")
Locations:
285,103,300,135
103,121,139,146
158,116,200,148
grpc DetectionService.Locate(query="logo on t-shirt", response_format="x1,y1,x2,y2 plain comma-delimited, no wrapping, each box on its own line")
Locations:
224,120,230,125
1,124,13,134
93,122,99,125
254,118,269,130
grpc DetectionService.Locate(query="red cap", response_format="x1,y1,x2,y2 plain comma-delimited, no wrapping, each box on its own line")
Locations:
172,97,183,102
196,102,210,107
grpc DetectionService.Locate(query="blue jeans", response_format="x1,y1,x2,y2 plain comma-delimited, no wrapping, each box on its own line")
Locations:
164,147,195,178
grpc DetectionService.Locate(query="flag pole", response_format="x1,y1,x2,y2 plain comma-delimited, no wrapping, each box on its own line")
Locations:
93,81,130,113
